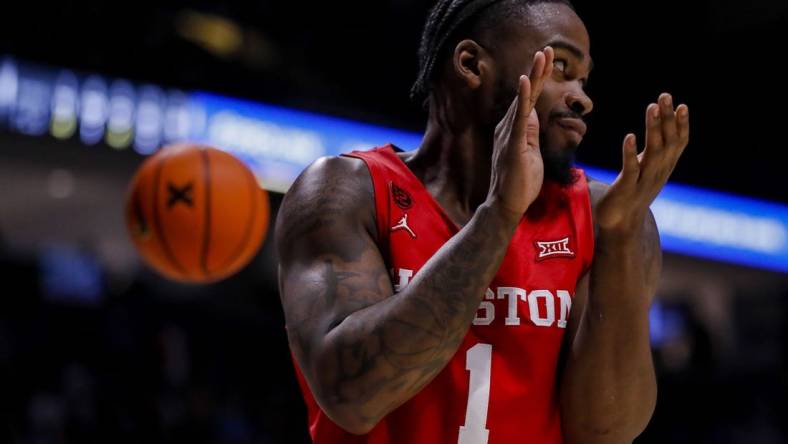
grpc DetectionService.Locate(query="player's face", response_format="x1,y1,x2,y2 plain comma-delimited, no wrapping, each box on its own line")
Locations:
490,3,593,184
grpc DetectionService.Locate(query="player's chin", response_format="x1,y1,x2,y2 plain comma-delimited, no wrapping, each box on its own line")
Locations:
545,123,584,151
541,127,581,185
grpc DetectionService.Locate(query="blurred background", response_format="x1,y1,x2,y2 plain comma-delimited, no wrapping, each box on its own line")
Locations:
1,1,787,443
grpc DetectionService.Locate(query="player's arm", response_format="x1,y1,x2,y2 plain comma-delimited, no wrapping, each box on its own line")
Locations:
560,181,661,444
560,93,689,444
276,48,554,435
276,156,519,434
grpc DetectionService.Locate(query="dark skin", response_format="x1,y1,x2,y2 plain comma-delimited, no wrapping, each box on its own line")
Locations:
276,3,689,442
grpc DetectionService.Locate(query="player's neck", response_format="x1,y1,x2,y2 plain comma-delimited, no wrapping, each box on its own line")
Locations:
407,112,493,225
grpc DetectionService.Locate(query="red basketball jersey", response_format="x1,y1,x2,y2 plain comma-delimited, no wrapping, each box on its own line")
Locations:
293,145,595,444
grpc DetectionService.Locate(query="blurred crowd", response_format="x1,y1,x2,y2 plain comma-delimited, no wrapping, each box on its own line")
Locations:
0,241,310,444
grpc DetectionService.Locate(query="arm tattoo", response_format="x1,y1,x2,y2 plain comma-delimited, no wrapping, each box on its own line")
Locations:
277,156,518,428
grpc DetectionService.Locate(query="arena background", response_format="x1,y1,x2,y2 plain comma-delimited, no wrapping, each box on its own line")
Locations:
1,1,787,443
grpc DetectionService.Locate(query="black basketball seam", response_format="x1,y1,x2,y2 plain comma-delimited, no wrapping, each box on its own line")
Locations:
152,150,188,277
131,187,148,237
200,148,212,278
219,161,259,273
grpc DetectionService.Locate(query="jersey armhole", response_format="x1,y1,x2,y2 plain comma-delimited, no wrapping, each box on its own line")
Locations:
341,151,392,262
575,169,596,276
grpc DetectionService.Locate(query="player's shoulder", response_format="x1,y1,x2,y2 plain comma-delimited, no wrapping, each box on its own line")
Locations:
584,175,609,210
277,155,376,235
285,155,372,201
311,154,371,177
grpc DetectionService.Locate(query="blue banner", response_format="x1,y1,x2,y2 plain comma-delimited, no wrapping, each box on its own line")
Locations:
2,55,786,273
582,167,788,273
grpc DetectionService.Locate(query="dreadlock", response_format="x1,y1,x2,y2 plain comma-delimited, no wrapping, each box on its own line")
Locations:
411,0,574,106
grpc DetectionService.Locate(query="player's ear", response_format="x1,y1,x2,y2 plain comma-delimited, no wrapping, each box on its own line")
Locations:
452,39,491,92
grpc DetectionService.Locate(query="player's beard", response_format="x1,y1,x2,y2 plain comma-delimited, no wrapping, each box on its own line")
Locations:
539,131,579,186
490,79,579,187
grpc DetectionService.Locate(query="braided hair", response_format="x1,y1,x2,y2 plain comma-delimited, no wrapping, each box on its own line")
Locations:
411,0,574,106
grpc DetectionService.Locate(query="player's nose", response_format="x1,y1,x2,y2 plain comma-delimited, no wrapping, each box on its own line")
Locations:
566,88,593,116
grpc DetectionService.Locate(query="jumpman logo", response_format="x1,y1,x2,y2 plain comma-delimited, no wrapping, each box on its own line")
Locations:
391,213,416,239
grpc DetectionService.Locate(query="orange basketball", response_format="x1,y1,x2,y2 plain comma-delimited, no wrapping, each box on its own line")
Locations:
125,143,269,283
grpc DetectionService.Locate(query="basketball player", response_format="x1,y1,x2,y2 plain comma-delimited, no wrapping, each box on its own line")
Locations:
276,1,689,442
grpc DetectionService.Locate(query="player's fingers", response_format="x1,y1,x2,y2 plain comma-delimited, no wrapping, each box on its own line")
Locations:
676,104,690,149
528,48,553,111
621,133,640,185
511,75,533,144
658,93,679,147
525,106,541,150
644,103,663,154
523,50,545,115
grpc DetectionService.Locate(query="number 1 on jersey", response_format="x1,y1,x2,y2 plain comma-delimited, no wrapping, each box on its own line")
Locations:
458,343,492,444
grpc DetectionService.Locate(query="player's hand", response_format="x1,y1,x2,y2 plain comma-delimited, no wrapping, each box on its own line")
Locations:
596,93,690,234
487,47,554,220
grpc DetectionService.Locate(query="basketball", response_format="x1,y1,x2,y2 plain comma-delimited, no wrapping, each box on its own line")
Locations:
125,143,269,283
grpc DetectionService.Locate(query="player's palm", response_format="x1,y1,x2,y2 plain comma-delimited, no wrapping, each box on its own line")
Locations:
489,47,554,216
597,93,690,233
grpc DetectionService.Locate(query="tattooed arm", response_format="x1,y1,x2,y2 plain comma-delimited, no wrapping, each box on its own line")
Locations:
276,48,553,434
278,51,553,434
276,156,520,434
